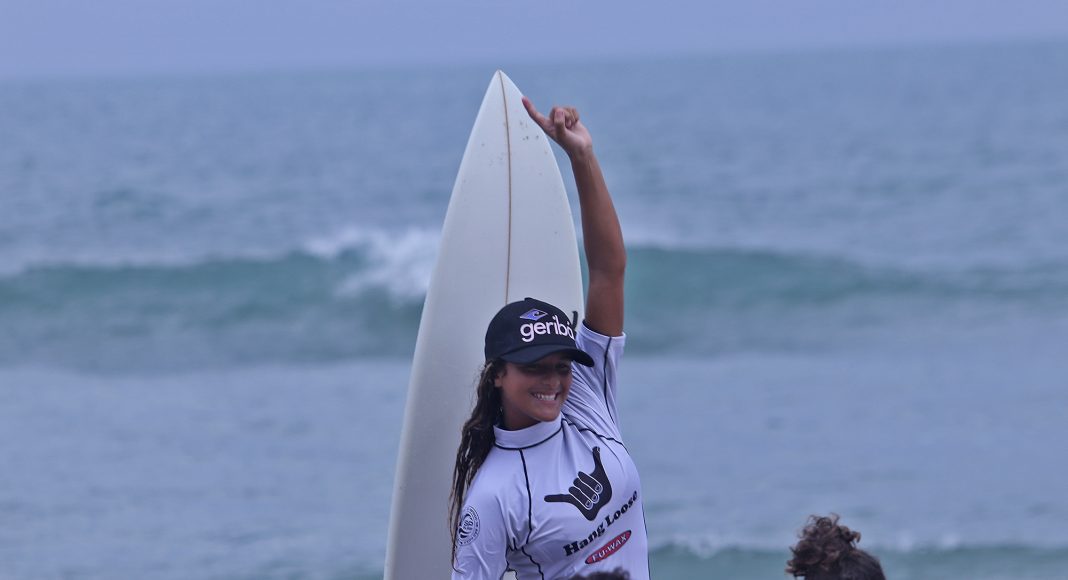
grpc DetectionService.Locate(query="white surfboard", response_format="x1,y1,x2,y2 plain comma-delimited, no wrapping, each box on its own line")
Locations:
384,71,583,579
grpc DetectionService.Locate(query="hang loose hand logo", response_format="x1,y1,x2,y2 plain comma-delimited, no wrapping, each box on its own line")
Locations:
544,447,613,521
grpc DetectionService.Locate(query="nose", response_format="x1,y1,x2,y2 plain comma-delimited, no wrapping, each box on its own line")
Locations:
543,371,562,389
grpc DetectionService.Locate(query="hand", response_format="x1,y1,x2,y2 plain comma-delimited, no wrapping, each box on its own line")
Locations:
522,96,593,159
543,446,613,521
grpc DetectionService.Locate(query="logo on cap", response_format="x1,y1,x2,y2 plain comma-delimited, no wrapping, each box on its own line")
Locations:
520,309,548,321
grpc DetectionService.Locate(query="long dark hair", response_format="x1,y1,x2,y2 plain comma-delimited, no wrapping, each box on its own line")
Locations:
786,514,886,580
449,358,505,567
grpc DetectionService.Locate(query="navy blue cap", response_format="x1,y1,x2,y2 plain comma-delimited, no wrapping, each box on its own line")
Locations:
484,297,594,367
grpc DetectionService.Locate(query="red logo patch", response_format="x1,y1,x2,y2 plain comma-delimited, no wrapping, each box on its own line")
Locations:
585,530,632,565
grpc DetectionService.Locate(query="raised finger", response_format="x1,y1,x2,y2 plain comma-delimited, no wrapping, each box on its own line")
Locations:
522,96,551,131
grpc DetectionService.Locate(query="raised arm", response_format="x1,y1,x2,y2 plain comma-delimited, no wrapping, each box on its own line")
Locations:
523,96,625,336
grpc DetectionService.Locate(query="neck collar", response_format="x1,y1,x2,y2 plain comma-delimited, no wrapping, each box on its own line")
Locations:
493,416,563,450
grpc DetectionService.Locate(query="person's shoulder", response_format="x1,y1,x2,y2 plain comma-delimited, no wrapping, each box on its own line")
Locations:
463,453,530,527
467,449,525,499
577,320,626,346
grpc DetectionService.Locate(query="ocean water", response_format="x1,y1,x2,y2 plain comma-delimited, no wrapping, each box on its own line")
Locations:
2,40,1068,579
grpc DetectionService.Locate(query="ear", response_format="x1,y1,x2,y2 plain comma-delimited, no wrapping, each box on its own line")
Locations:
494,365,507,387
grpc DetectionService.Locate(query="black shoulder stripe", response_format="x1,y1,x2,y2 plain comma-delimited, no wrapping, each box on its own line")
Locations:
603,336,616,424
562,415,627,450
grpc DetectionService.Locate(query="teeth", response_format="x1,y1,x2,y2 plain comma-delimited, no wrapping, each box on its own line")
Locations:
533,393,556,401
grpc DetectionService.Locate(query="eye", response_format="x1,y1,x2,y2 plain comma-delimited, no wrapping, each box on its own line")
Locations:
518,361,572,376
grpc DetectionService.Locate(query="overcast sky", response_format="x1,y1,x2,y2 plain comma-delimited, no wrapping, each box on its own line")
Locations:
3,0,1068,80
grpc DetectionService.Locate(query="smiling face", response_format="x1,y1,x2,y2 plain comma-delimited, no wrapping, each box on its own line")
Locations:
496,352,574,430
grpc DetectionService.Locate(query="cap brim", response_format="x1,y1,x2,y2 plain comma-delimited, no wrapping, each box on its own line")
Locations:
499,344,595,367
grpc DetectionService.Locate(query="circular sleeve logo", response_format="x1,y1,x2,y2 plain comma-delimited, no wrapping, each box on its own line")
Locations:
457,506,480,546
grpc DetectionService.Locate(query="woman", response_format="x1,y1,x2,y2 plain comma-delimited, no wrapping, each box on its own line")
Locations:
449,96,649,580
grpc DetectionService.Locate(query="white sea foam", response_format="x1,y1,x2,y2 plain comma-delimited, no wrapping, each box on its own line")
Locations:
0,226,442,300
305,225,440,301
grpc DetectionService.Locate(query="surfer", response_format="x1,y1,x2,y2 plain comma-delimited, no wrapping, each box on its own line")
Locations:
448,98,649,579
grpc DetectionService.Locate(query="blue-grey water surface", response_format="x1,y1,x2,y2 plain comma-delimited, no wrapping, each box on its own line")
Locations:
2,40,1068,579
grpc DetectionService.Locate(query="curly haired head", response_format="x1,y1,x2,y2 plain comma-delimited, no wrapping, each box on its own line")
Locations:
786,514,885,580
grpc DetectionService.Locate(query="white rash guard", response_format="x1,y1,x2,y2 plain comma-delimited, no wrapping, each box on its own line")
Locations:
453,324,649,580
